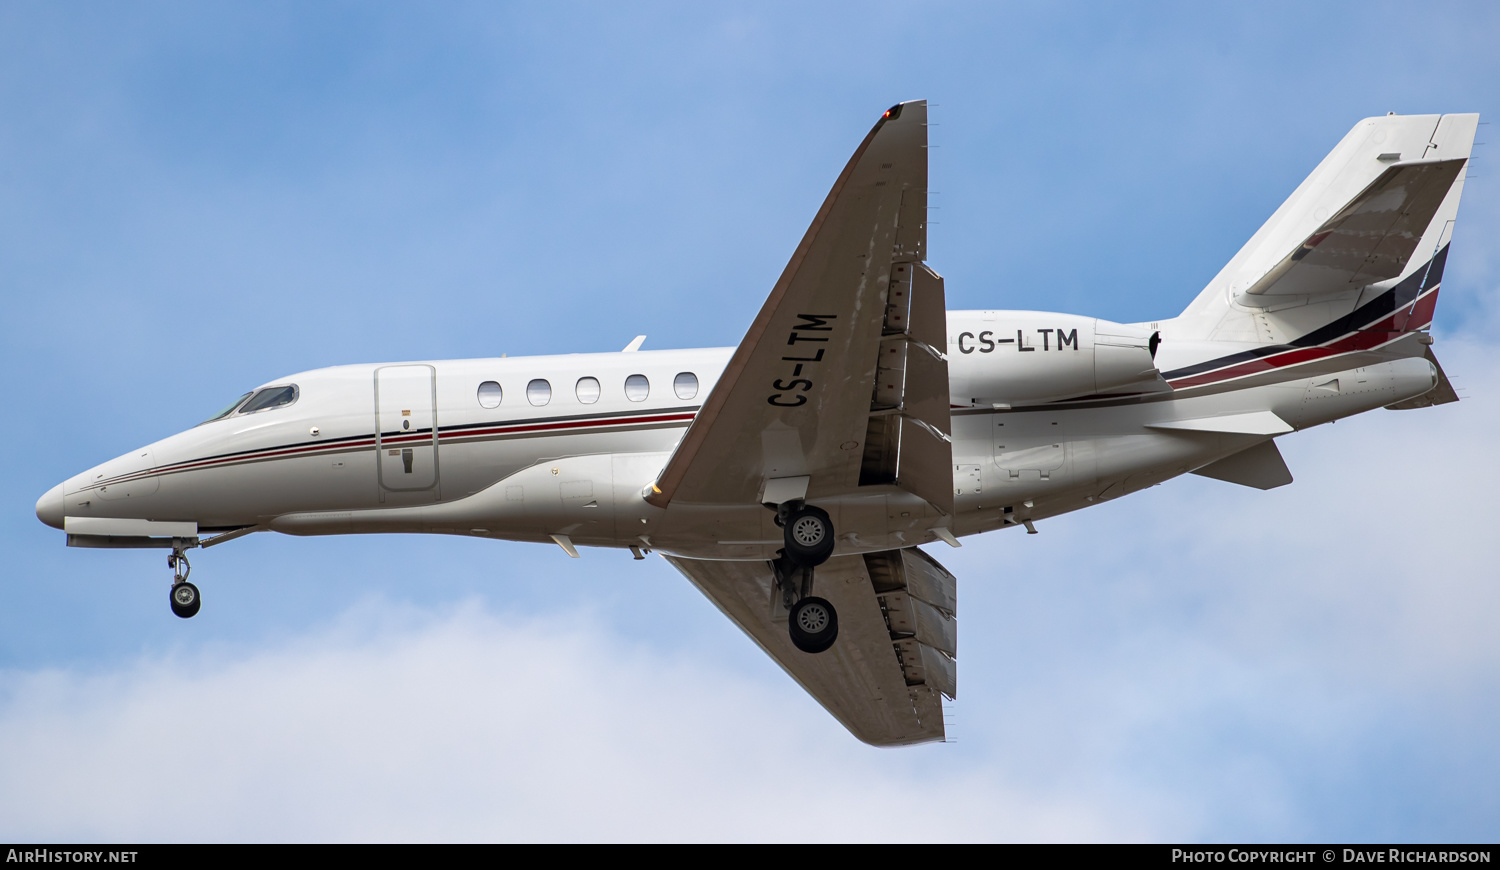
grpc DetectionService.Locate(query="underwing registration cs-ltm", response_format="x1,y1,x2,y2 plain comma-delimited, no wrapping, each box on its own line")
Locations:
37,102,1475,745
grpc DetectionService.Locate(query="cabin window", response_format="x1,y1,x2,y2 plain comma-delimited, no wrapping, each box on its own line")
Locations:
527,379,552,406
576,377,601,404
201,391,254,424
674,372,699,400
238,385,299,415
477,381,503,409
624,374,649,402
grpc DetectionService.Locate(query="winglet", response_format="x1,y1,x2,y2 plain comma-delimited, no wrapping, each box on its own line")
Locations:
622,336,646,353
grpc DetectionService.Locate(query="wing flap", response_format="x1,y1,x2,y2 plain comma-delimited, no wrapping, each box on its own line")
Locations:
894,637,956,700
884,260,947,354
879,591,956,657
857,414,953,511
876,546,957,615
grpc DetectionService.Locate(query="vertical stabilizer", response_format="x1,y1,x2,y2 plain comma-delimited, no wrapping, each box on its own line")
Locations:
1174,113,1477,340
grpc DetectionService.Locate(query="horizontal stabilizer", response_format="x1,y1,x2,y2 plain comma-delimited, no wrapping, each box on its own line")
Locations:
1192,440,1294,490
1148,410,1292,436
1386,346,1459,410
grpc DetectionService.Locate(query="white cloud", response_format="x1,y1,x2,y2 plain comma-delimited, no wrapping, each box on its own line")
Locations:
0,598,1156,842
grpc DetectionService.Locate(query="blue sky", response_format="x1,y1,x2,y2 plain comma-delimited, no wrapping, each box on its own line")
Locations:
2,2,1497,841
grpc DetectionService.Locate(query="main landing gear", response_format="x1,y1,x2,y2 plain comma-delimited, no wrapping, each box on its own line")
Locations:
168,543,200,619
789,595,838,654
774,503,838,654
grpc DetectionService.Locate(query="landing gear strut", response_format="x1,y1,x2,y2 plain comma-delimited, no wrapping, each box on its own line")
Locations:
774,556,838,654
168,541,200,619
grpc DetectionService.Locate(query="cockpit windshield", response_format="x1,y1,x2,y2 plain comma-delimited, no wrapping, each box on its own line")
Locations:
239,385,299,414
198,384,299,425
201,392,253,424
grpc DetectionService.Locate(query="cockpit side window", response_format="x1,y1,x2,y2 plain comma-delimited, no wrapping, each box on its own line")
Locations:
238,385,299,415
201,392,254,424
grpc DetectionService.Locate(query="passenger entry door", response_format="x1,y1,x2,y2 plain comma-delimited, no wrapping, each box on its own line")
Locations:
375,365,439,499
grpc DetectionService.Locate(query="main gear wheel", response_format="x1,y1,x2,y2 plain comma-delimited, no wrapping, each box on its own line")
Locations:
782,505,835,567
788,596,838,654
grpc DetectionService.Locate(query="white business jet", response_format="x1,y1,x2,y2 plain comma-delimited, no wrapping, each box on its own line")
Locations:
36,102,1475,745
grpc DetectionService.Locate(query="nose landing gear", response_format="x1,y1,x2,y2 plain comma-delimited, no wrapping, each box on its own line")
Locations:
168,543,201,619
154,526,258,620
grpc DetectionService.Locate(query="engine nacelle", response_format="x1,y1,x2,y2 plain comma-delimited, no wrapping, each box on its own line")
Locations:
947,311,1164,406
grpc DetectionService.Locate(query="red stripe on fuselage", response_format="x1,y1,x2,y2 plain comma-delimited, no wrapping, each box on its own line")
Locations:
91,410,699,488
437,411,697,442
1167,287,1439,390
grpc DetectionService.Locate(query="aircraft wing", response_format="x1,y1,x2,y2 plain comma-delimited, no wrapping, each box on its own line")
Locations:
666,546,956,746
1244,158,1467,299
646,100,951,512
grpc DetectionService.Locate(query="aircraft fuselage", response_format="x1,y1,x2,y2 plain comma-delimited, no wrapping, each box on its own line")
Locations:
35,316,1437,562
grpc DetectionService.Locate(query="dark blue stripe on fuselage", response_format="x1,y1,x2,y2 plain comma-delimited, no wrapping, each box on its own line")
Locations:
1160,245,1447,381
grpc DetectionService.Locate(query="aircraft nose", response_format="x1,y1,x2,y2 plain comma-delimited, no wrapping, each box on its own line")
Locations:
35,482,66,530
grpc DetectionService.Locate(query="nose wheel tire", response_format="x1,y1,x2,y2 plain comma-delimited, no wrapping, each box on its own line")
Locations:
788,596,838,654
170,582,201,619
782,505,835,567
